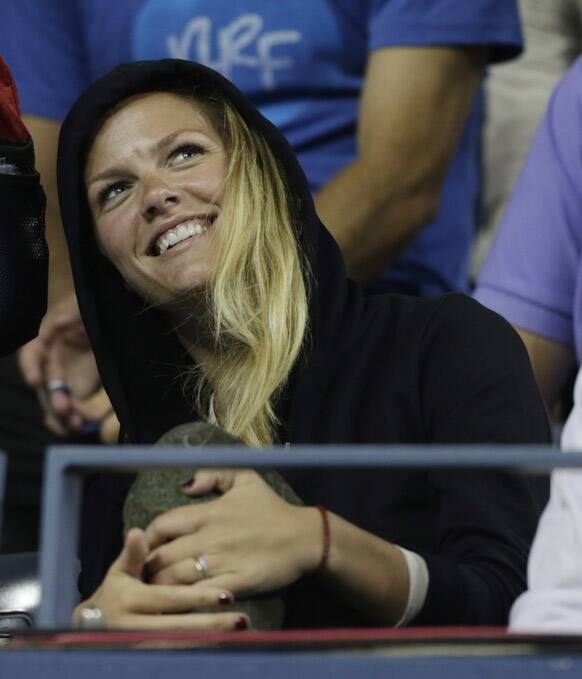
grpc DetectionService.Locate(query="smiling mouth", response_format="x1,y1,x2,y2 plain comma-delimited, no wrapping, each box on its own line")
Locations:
148,215,215,256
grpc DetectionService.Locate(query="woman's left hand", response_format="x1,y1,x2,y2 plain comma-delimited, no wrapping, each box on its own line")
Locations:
143,469,322,596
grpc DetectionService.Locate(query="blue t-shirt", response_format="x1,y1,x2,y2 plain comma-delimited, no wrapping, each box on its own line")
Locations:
2,0,521,294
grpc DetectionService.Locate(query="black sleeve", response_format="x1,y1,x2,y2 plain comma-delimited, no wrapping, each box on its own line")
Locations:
0,138,48,355
414,294,551,625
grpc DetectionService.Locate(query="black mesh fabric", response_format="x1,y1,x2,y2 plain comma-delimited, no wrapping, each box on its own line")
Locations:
0,138,48,355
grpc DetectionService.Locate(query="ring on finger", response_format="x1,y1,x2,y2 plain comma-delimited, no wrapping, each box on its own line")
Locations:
193,555,209,579
47,378,72,395
77,604,105,630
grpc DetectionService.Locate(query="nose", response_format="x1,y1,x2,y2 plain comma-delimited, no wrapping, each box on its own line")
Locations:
140,175,180,221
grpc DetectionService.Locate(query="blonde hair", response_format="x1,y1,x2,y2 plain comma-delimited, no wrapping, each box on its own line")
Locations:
188,99,310,446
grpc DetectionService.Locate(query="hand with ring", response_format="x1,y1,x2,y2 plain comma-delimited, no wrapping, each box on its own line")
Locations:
73,528,249,631
19,292,119,441
123,459,308,630
141,468,323,599
193,555,209,579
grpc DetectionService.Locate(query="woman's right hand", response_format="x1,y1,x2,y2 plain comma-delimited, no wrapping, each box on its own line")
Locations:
18,294,100,435
72,528,250,630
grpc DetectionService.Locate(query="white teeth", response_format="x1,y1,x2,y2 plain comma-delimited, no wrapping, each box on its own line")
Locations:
154,219,209,255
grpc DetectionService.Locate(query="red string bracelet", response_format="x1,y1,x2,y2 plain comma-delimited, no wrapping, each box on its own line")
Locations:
315,505,331,572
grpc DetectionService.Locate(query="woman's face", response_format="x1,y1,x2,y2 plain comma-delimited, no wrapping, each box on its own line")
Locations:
85,92,227,309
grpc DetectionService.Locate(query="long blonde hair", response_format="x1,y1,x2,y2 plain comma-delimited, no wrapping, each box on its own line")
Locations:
187,96,310,446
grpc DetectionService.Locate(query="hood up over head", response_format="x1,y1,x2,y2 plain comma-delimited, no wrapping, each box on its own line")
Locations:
57,59,360,444
58,61,551,629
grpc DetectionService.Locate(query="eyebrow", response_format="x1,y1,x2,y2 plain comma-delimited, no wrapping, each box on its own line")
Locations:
87,129,205,187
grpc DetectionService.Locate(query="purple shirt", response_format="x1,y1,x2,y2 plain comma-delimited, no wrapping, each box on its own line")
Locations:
474,57,582,363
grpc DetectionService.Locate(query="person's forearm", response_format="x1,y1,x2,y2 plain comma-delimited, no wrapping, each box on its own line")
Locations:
315,46,486,283
315,159,440,282
515,327,576,410
303,509,410,625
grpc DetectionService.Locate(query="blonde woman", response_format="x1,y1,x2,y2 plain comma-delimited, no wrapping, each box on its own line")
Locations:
59,60,550,630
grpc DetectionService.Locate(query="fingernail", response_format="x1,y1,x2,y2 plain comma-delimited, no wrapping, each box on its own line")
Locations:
234,616,249,630
181,477,195,489
218,592,234,606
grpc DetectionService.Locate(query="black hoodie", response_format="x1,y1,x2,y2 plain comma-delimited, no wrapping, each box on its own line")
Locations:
57,59,550,627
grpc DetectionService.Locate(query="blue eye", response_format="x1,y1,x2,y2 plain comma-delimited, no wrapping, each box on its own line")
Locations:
98,182,128,206
170,143,204,165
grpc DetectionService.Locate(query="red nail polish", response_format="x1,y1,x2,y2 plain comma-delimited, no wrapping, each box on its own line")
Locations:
218,592,234,605
181,477,195,489
234,616,248,630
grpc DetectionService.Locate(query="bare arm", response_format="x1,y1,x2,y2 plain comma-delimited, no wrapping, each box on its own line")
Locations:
321,510,410,624
315,46,487,282
144,470,411,626
515,328,576,410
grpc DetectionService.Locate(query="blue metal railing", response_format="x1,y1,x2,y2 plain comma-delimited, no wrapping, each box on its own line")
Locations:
37,444,582,628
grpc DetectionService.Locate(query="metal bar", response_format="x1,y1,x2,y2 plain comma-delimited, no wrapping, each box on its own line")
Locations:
0,649,580,678
0,451,6,548
51,444,582,472
37,456,82,628
37,443,582,628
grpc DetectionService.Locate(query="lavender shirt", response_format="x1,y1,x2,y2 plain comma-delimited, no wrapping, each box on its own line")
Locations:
474,57,582,363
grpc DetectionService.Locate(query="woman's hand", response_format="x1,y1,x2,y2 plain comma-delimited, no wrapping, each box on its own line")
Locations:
19,293,121,442
73,528,250,630
19,293,103,434
75,388,120,443
144,470,412,626
143,470,322,596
